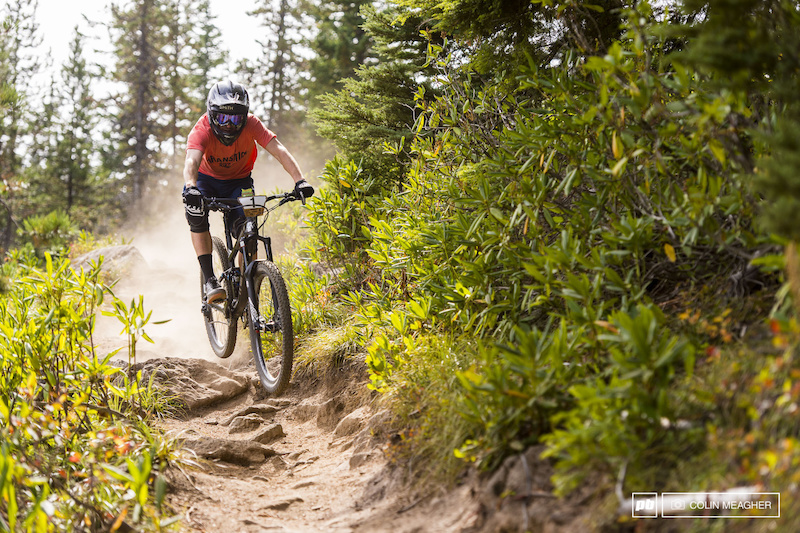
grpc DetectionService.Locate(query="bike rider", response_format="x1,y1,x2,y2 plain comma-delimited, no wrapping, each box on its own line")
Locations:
182,80,314,303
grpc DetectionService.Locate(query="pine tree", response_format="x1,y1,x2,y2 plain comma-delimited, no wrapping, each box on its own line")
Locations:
0,0,41,179
678,0,800,242
163,0,225,170
304,0,373,106
163,0,190,167
108,0,171,202
55,28,97,217
392,0,623,73
243,0,306,133
0,18,18,255
185,0,227,113
0,0,41,252
311,5,436,181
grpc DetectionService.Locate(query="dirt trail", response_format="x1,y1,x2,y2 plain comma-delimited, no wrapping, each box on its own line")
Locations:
162,361,388,532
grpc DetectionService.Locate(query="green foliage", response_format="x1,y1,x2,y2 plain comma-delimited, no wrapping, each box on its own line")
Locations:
455,323,577,466
18,210,78,258
304,156,379,285
304,0,374,106
103,295,160,365
542,305,697,494
310,4,436,180
0,253,181,531
298,0,797,503
380,333,475,482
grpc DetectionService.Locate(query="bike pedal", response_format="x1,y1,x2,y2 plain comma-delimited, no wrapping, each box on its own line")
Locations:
254,317,276,332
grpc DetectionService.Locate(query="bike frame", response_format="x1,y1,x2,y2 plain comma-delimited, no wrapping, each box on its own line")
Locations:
203,193,296,329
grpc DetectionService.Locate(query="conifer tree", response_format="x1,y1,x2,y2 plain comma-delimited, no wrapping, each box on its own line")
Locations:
54,28,97,217
186,0,227,113
0,22,17,255
0,0,41,179
0,0,40,252
163,0,225,169
304,0,373,106
243,0,306,133
311,5,435,181
108,0,171,202
163,0,191,167
22,27,108,228
679,0,800,242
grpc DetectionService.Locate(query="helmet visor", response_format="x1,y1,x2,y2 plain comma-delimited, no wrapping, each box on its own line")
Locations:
212,113,246,128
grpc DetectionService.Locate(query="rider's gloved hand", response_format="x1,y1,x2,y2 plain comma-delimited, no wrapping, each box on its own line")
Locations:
182,185,204,215
294,179,314,199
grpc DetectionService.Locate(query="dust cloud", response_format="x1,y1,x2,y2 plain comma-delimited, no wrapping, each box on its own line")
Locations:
92,176,239,364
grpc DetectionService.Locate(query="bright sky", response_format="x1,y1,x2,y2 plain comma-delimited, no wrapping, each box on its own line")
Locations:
31,0,262,76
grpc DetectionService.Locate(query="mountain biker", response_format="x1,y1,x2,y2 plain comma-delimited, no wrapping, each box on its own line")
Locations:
182,80,314,304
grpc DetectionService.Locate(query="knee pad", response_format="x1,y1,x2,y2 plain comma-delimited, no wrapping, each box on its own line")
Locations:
186,209,210,233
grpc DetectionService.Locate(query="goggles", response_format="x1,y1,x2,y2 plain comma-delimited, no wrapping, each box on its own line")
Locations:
212,113,246,127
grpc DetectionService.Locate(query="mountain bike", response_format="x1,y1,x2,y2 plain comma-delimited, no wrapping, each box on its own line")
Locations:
200,191,301,395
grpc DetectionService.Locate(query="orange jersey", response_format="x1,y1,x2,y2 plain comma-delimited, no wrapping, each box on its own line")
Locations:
187,113,277,179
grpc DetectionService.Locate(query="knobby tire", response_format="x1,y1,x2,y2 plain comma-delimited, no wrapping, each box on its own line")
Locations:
202,236,237,358
249,261,293,395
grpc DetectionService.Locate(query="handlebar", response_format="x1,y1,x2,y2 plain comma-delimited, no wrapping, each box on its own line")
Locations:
204,190,303,213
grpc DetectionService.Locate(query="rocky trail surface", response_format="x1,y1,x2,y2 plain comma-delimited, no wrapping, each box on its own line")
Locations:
140,356,480,532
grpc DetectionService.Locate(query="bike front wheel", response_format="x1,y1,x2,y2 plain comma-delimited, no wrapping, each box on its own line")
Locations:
202,236,237,358
249,261,293,395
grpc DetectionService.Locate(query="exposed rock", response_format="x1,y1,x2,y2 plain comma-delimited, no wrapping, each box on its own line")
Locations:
72,245,148,277
292,400,319,423
256,497,303,511
333,406,369,438
472,446,594,533
252,423,286,444
183,437,276,465
269,455,289,471
349,452,373,469
317,397,346,430
228,414,265,434
221,403,280,426
131,358,250,411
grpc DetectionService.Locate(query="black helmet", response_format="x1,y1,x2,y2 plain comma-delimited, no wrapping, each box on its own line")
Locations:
207,81,250,146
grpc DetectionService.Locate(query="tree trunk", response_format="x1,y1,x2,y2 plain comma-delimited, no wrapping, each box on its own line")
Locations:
267,0,288,130
133,0,151,201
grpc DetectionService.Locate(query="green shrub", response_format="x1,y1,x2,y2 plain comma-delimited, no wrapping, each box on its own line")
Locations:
0,253,181,530
18,210,78,258
298,0,789,501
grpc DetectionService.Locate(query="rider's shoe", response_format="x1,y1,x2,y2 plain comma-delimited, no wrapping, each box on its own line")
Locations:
204,276,226,304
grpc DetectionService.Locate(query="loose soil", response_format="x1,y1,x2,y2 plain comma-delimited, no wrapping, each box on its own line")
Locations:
158,358,484,533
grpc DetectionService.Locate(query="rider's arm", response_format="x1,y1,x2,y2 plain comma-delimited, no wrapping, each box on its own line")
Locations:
184,149,204,187
265,138,303,183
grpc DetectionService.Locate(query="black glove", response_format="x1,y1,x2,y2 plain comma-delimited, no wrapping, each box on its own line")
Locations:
294,179,314,199
182,185,204,216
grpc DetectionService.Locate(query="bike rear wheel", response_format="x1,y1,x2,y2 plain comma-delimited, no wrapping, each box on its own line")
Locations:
249,261,293,395
202,236,237,358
